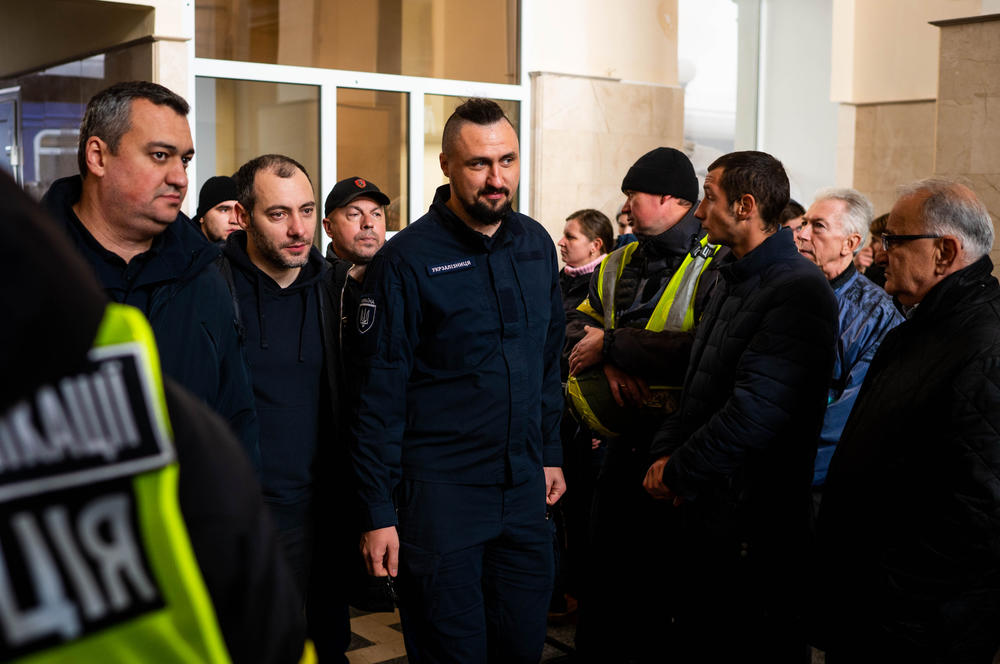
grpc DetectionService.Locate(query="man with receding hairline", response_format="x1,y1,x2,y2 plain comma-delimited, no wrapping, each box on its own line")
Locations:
351,98,565,662
817,179,1000,662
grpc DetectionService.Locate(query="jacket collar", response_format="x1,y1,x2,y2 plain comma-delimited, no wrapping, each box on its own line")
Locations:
635,205,704,259
42,175,220,288
830,262,858,292
718,229,796,283
908,254,998,322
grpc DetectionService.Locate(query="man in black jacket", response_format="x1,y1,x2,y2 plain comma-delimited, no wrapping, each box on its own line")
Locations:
40,81,259,467
643,151,839,662
816,179,1000,663
222,154,352,661
1,171,304,663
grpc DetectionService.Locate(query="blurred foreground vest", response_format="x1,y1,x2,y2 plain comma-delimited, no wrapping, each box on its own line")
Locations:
0,304,230,663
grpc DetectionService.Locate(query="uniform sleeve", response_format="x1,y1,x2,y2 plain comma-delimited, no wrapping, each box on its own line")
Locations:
350,252,419,531
542,242,566,466
661,282,838,500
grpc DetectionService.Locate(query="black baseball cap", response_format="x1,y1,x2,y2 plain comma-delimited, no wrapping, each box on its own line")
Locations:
324,176,390,217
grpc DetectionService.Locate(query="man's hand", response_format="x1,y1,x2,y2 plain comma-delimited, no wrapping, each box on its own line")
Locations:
643,456,681,505
544,466,567,506
603,363,651,407
569,326,605,376
361,526,399,577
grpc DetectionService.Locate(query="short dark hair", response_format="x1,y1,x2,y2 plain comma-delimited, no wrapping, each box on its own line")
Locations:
566,209,615,255
778,199,805,225
441,98,512,155
707,151,790,232
77,81,189,177
234,154,312,216
870,212,889,237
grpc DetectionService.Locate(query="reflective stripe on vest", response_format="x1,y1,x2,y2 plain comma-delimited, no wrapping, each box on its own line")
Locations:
597,235,719,332
0,304,231,663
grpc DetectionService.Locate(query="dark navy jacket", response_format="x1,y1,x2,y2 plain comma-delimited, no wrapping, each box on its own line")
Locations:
41,175,260,466
813,264,902,486
651,230,838,586
352,185,565,531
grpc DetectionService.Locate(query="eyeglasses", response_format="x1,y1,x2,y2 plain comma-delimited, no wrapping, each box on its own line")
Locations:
880,233,943,251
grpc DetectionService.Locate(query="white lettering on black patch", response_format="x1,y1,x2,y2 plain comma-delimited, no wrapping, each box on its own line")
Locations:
426,258,475,276
0,344,173,503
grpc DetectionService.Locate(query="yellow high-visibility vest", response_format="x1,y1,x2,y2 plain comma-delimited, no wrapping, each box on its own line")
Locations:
568,236,719,437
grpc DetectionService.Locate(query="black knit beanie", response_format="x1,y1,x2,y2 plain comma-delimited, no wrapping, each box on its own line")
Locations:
621,147,699,204
196,175,238,220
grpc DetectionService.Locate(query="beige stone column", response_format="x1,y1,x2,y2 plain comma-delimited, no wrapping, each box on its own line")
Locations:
932,14,1000,267
530,73,684,242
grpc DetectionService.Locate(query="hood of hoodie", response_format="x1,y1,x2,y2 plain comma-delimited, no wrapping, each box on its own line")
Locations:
41,175,222,295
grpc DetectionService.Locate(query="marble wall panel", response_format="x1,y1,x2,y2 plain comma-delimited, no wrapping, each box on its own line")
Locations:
844,101,937,215
531,72,685,246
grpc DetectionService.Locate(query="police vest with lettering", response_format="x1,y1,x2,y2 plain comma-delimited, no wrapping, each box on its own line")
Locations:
567,236,719,437
0,304,230,662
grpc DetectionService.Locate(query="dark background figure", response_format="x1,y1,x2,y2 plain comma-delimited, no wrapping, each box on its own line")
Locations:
0,170,304,663
614,202,637,248
352,98,566,663
196,175,240,243
861,212,890,287
644,151,839,663
816,179,1000,663
39,80,259,468
551,208,614,618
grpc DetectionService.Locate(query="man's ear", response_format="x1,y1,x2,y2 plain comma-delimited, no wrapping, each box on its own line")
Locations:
82,136,109,178
322,215,334,240
844,233,862,256
935,236,962,274
439,152,450,178
235,202,251,231
736,194,756,221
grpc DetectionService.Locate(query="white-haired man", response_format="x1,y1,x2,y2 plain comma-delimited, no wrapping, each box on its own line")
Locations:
816,179,1000,661
796,188,903,497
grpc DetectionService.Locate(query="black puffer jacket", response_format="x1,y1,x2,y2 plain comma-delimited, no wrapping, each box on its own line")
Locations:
651,229,838,577
816,255,1000,662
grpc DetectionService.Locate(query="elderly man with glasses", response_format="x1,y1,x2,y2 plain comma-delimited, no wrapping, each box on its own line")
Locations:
815,178,1000,662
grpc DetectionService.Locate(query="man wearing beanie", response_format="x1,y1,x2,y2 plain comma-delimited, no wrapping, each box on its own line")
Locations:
567,146,726,662
196,175,240,242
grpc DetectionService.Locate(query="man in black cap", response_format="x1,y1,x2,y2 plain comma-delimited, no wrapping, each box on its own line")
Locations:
196,175,240,242
566,146,725,661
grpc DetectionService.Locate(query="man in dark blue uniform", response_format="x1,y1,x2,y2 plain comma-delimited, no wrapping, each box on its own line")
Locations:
351,98,566,663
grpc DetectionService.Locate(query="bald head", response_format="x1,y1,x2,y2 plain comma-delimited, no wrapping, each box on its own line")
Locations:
896,178,993,264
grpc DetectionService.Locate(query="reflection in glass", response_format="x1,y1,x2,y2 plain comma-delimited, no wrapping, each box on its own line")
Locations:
337,88,408,230
0,44,153,199
422,94,519,214
196,0,519,86
195,77,320,240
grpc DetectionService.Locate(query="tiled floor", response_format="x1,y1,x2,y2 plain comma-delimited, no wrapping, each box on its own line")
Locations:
345,609,576,663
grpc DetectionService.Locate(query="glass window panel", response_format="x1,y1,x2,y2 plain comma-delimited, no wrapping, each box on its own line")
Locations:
196,0,519,85
195,77,321,241
336,88,408,230
422,94,519,215
0,43,154,199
